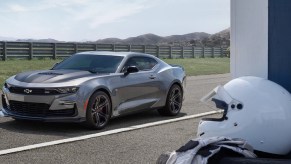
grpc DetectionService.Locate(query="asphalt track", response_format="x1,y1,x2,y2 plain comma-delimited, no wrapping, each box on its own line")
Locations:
0,74,230,163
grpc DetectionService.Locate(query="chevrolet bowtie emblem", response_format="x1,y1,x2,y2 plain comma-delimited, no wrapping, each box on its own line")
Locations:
24,89,32,94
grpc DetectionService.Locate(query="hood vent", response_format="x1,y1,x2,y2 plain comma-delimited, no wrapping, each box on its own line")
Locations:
38,72,63,75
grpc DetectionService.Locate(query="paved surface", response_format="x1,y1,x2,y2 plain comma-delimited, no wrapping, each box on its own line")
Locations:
0,74,230,163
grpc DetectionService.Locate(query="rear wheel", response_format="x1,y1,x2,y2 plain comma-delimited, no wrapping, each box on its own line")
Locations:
85,91,112,129
158,84,183,116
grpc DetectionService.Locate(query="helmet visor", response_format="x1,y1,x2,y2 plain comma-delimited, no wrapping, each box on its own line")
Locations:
200,85,234,121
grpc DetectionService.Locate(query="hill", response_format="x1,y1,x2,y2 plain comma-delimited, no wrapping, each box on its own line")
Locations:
96,29,229,47
0,28,230,47
96,32,212,46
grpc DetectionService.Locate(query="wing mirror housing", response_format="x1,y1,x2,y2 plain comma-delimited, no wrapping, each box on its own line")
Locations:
124,66,139,76
52,62,59,69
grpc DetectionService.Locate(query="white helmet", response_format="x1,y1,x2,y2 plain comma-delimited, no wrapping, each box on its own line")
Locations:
197,76,291,155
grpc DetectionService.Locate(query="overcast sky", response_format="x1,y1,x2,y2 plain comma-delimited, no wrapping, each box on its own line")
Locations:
0,0,230,41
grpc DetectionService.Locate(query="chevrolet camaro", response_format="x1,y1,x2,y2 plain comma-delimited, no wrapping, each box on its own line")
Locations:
1,51,186,129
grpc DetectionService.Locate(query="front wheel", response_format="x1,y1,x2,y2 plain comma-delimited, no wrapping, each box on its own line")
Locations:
158,84,183,116
85,91,112,130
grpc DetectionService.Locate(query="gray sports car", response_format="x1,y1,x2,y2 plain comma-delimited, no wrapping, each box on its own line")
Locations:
1,51,186,129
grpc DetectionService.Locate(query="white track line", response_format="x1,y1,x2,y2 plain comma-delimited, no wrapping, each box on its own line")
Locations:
0,111,219,156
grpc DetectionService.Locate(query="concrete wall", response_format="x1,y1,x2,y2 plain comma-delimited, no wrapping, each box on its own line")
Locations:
230,0,268,79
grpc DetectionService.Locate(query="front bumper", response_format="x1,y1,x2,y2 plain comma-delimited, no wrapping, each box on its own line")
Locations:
1,108,85,122
1,87,86,122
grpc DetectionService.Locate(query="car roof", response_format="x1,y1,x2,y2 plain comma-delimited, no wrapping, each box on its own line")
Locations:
76,51,153,57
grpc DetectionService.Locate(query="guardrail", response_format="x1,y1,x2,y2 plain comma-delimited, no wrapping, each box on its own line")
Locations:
0,41,228,60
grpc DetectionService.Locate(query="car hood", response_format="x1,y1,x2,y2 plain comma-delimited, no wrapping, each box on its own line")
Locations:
14,69,106,83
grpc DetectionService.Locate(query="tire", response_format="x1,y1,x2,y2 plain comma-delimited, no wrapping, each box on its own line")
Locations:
158,84,183,116
85,91,112,130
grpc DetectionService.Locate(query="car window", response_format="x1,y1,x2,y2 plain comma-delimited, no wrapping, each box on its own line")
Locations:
122,56,158,72
53,54,123,73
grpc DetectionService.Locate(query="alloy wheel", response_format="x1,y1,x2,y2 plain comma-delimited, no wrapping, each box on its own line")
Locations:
169,87,182,113
90,94,110,127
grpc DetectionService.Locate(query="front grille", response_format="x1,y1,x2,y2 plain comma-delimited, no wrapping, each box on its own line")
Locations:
7,100,76,117
10,87,44,95
9,87,59,95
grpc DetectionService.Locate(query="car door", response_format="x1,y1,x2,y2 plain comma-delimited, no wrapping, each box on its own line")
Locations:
115,56,161,114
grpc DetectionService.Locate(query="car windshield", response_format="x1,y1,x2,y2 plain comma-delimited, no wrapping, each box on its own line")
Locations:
53,54,124,73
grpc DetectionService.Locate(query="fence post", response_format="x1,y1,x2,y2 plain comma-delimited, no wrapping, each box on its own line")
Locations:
169,46,172,59
53,43,57,60
3,42,7,61
29,42,33,60
143,45,146,53
112,44,115,51
181,46,184,58
157,45,160,58
202,47,205,58
95,44,98,51
192,46,195,58
74,43,78,53
212,47,215,58
128,44,131,52
220,47,224,57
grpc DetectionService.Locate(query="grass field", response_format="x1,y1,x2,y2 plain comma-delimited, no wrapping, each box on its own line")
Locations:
164,58,229,76
0,58,230,86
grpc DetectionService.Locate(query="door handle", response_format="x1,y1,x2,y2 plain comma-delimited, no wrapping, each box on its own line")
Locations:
149,75,156,79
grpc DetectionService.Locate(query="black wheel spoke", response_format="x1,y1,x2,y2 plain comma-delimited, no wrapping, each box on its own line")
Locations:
94,97,100,109
173,101,181,108
171,92,180,100
170,101,176,111
93,112,100,125
91,108,96,113
171,91,175,99
97,101,108,111
98,112,107,120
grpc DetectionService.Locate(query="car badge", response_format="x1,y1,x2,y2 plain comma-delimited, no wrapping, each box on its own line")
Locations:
24,89,32,94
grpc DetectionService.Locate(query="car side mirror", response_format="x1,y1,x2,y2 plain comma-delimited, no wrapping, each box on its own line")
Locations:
124,66,139,76
52,62,59,69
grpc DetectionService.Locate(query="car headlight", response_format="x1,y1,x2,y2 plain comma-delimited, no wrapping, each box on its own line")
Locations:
4,82,11,89
45,87,79,94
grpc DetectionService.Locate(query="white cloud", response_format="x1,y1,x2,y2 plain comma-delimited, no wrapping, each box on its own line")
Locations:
4,2,50,13
8,4,28,12
71,1,149,28
4,0,152,28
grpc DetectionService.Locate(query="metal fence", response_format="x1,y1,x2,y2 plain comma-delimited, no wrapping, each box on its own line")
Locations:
0,41,228,60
